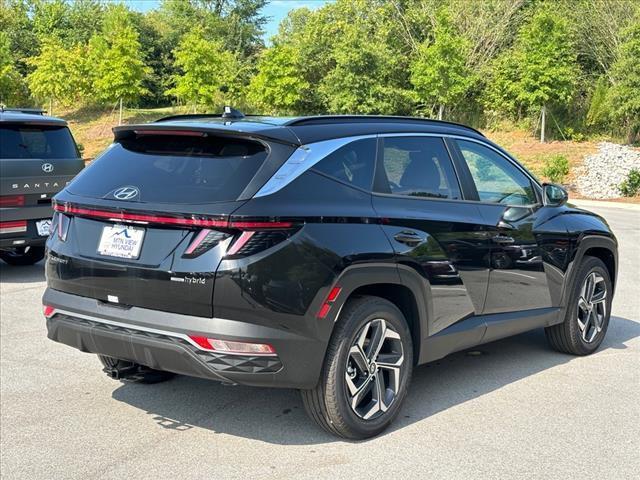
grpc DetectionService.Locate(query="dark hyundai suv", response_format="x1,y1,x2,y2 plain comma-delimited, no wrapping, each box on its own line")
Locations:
0,108,83,265
43,110,617,439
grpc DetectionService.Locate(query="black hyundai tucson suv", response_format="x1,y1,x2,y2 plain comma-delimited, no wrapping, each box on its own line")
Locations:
44,110,617,439
1,107,83,265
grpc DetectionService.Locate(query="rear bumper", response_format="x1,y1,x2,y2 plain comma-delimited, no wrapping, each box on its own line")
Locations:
0,217,50,249
43,288,325,388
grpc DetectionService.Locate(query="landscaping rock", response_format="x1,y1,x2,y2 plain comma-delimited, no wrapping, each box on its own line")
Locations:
576,142,640,199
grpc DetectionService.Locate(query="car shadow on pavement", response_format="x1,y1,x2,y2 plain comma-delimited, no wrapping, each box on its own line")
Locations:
0,261,45,285
111,316,639,445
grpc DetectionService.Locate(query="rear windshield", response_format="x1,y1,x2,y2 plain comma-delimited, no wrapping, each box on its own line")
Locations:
0,125,78,159
67,133,269,204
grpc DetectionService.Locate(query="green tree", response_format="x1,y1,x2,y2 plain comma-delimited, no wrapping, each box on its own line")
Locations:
89,5,150,121
25,37,90,112
486,7,578,141
607,18,640,143
167,27,242,110
248,43,309,114
410,9,473,119
0,31,28,105
318,0,412,115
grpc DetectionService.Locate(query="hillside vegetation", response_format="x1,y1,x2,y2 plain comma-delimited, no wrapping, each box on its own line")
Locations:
2,0,639,144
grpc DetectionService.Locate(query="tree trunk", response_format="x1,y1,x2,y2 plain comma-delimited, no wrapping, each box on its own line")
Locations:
540,105,546,143
118,98,123,126
49,98,52,116
438,104,444,120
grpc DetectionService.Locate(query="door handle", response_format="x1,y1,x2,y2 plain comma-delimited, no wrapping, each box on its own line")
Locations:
491,234,515,244
394,231,424,246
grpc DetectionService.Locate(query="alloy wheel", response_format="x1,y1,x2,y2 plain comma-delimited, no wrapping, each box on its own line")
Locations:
577,271,607,343
345,318,404,420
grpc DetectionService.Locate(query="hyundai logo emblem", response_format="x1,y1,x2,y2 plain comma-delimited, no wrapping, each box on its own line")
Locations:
113,186,140,201
42,163,54,173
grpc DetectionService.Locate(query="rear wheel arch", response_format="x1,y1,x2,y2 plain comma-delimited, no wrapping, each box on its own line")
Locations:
321,264,429,365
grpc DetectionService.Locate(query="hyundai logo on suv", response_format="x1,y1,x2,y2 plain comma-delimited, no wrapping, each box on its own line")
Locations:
41,163,54,173
113,186,140,200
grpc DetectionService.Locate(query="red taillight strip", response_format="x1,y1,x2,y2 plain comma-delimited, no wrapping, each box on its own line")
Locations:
229,221,293,229
54,203,228,228
0,195,25,207
0,220,27,233
133,129,206,137
54,202,298,231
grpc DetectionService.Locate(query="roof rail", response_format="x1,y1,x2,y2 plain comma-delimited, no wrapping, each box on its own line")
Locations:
284,115,485,137
0,106,46,115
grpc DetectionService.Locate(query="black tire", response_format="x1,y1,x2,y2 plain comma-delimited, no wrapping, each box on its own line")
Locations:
98,355,175,384
0,246,45,266
301,296,413,439
545,256,612,355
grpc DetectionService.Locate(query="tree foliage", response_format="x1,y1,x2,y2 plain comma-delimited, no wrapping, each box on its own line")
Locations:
167,27,242,109
486,6,578,116
1,0,638,142
89,5,149,105
410,9,473,117
607,18,640,142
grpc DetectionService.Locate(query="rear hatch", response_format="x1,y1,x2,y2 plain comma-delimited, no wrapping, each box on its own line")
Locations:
47,127,297,317
0,123,83,197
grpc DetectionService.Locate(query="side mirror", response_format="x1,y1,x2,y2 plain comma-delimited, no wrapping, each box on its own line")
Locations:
542,183,568,206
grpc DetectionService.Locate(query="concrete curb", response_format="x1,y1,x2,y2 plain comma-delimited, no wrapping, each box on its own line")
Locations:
570,198,640,211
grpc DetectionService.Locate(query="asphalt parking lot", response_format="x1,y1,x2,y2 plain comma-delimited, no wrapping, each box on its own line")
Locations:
1,201,638,480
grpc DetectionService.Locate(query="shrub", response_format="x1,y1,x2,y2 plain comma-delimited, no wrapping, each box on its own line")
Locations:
541,154,570,183
619,169,640,197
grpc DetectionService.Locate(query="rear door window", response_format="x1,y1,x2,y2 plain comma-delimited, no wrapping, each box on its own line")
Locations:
67,133,269,204
375,136,461,199
311,138,376,190
0,125,78,159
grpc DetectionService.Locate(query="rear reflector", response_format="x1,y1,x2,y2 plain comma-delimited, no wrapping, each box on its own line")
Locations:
189,335,276,355
317,286,342,319
43,305,56,318
0,220,27,234
0,195,25,207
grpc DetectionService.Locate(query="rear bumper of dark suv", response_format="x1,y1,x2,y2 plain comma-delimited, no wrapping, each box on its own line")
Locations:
43,288,326,389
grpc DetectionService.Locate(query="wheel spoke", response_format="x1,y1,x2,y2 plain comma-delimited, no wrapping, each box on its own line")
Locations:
349,344,369,374
577,297,590,314
375,370,388,413
351,377,374,411
590,288,606,305
366,319,387,362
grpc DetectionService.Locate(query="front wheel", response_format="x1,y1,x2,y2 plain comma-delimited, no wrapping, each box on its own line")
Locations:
545,256,612,355
0,246,45,266
301,296,413,439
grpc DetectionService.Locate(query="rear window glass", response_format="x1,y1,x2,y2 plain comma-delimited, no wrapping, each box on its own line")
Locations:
67,134,268,204
0,125,78,159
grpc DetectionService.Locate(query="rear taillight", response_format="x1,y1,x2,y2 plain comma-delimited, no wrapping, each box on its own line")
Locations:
57,213,70,241
0,220,27,234
189,335,276,355
0,195,25,207
183,229,231,258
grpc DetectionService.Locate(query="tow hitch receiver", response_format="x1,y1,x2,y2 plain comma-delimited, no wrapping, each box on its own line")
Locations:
103,364,139,380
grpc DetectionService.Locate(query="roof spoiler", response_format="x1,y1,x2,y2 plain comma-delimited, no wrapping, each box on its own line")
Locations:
0,106,46,115
156,106,248,123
